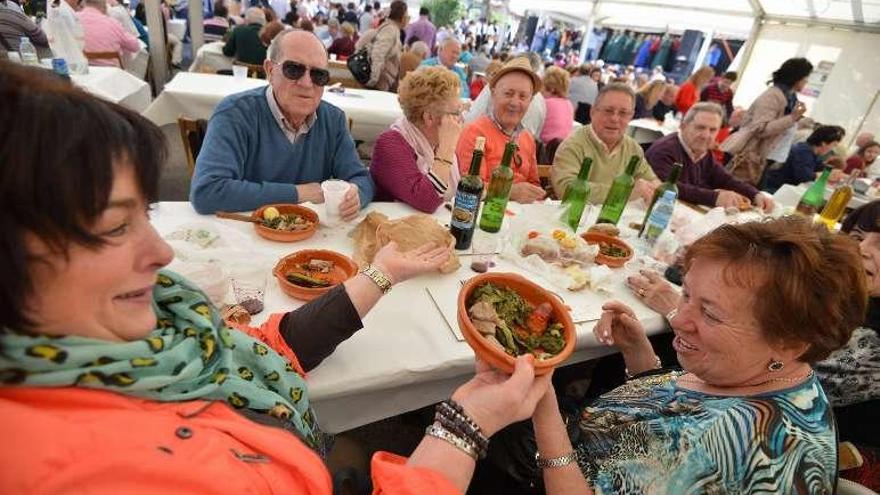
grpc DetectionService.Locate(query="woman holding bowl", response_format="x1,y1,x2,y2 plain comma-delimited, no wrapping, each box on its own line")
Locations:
0,62,551,494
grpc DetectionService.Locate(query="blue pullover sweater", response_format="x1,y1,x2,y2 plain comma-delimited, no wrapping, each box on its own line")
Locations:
190,87,374,214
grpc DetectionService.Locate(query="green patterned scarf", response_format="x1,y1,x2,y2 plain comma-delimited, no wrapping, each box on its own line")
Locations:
0,270,324,452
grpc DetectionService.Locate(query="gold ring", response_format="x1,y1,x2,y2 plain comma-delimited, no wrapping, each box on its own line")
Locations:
638,288,646,297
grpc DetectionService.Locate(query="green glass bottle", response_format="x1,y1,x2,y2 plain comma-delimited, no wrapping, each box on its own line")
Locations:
639,162,682,236
795,166,832,216
478,142,517,233
560,157,593,231
451,137,486,250
596,155,641,225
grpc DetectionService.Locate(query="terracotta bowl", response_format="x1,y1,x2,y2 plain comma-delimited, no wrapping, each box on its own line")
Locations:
581,232,634,268
457,272,576,376
252,204,319,242
273,250,358,301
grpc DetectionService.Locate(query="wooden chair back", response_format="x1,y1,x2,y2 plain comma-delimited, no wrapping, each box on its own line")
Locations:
537,164,556,199
233,61,265,79
178,117,209,178
84,51,124,68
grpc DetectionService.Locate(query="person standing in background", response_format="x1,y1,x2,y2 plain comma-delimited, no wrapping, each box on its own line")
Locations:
357,2,371,34
405,6,435,53
700,71,737,121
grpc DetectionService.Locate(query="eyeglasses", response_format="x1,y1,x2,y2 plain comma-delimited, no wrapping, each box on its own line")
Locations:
276,60,331,87
595,107,634,119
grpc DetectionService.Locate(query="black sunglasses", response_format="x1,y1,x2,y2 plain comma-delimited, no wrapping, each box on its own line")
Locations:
278,60,331,86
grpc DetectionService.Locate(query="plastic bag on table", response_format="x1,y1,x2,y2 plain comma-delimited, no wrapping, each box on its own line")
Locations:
44,0,88,74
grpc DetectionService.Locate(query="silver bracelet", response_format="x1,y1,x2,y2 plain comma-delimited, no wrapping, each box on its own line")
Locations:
535,450,578,469
425,423,478,460
624,354,662,380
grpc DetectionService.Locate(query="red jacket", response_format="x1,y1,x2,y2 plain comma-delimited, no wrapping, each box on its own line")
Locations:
0,316,458,494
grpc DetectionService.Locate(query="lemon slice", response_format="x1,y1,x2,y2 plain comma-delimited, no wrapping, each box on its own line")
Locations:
263,206,280,220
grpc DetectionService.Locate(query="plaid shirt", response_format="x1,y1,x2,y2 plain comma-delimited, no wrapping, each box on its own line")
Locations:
700,79,734,120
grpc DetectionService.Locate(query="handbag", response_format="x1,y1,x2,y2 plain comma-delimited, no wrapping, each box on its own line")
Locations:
346,23,392,86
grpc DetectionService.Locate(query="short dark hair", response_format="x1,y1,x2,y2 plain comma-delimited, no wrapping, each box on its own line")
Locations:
364,4,371,11
419,6,429,16
772,57,813,87
0,62,166,330
722,71,738,82
806,125,845,146
841,199,880,234
212,0,228,18
346,2,355,9
684,216,866,363
388,0,407,21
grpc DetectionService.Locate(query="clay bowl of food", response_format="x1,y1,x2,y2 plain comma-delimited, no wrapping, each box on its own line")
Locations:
253,204,319,242
581,232,634,268
273,250,358,301
458,272,576,375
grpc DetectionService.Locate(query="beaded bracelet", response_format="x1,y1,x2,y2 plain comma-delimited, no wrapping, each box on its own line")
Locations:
425,423,478,460
434,412,488,459
436,400,489,457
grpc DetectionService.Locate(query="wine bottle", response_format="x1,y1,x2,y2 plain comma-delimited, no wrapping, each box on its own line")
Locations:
639,162,681,236
478,141,517,233
451,137,486,250
560,158,593,231
818,171,859,229
596,155,640,225
795,166,832,216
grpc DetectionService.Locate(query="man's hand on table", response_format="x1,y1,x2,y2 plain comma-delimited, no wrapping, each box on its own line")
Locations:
371,241,450,285
715,189,748,209
753,192,775,213
633,178,659,204
296,183,324,203
509,182,547,203
626,269,678,316
338,183,361,220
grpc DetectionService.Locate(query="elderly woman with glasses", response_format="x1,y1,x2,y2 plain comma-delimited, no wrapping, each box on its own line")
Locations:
486,216,864,494
456,57,548,204
370,66,464,213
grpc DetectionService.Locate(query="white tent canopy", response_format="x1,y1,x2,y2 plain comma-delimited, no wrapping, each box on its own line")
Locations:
508,0,880,36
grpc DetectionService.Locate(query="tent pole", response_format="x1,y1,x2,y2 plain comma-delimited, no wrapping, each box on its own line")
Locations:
579,0,599,64
189,0,204,56
145,0,168,93
729,14,762,74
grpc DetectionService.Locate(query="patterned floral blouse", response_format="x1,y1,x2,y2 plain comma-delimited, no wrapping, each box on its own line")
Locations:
573,371,836,494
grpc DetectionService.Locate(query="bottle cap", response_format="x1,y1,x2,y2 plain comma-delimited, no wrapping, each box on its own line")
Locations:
474,136,485,152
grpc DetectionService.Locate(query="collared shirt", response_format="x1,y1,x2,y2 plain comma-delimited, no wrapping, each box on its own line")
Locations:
677,133,706,163
587,125,621,158
265,86,317,144
405,16,436,51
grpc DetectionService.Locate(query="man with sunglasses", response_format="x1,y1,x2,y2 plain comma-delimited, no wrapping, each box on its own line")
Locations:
551,83,659,205
191,30,373,217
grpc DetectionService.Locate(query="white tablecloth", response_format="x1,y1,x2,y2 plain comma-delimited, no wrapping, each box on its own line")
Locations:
72,66,153,112
189,41,233,73
150,200,677,433
142,72,403,144
627,118,678,144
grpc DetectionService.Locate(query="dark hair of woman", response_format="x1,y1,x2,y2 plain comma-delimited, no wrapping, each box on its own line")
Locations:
771,57,814,88
0,62,166,330
806,125,845,146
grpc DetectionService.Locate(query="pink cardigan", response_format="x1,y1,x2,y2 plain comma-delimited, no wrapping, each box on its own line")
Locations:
541,96,574,143
370,130,447,213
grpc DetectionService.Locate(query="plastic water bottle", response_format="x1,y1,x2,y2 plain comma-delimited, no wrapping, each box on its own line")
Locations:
644,189,677,246
19,37,39,66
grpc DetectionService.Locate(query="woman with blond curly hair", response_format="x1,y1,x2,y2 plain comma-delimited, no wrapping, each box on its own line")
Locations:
370,66,463,212
540,65,575,144
634,79,666,119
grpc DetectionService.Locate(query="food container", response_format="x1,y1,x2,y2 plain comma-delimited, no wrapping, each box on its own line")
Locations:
457,272,576,375
581,232,634,268
273,249,358,301
252,204,319,242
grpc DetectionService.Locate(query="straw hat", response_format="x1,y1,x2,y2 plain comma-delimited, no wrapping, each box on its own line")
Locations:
489,57,542,95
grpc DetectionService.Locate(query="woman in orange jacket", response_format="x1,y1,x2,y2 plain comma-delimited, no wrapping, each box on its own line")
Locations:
0,62,552,494
675,66,715,116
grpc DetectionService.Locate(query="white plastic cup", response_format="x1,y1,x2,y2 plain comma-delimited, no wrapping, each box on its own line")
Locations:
232,65,248,79
321,179,350,226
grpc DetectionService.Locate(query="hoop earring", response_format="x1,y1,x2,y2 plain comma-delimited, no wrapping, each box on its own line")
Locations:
768,360,784,372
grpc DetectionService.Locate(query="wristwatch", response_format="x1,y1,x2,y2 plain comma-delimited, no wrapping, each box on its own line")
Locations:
535,451,578,469
360,264,392,294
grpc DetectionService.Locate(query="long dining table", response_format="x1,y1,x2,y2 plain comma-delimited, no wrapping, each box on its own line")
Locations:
141,72,403,146
150,199,694,433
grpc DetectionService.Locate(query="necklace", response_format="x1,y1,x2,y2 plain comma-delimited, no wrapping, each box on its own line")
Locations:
676,370,814,388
